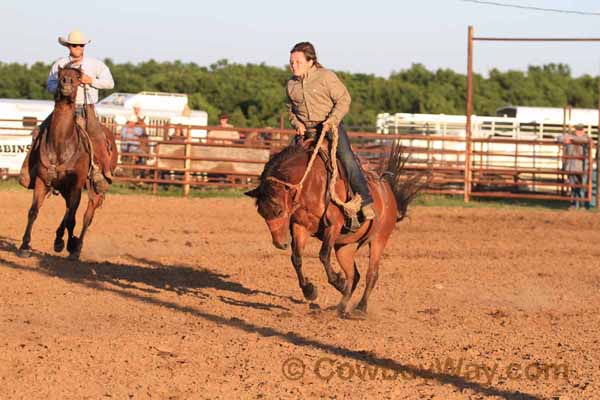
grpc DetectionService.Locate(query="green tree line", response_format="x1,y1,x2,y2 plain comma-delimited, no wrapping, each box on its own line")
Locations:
0,60,597,129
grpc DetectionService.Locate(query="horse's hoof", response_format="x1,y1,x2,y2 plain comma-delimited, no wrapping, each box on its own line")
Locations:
351,309,368,320
68,251,81,261
302,283,318,301
339,309,367,320
54,239,65,253
339,311,353,320
67,237,80,253
17,247,32,258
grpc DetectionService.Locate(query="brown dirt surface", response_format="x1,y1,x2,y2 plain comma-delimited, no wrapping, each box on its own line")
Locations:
1,190,599,399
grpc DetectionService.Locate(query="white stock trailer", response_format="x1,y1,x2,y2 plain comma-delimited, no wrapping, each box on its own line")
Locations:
0,92,208,176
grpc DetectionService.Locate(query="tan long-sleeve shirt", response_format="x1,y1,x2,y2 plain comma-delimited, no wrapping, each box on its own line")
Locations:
286,66,351,129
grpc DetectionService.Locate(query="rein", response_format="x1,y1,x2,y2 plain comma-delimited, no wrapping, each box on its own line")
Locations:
39,66,95,187
264,124,362,230
262,128,327,229
266,125,328,203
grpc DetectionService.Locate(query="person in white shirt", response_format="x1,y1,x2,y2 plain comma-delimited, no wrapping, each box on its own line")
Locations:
19,30,115,193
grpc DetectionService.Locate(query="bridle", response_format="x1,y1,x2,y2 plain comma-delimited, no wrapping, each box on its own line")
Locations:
263,176,302,231
57,63,83,104
262,130,329,231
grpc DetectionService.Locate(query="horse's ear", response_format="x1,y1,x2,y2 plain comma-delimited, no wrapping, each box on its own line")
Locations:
244,187,260,198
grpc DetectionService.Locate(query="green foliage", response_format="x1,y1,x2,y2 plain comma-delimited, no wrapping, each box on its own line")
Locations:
1,60,598,130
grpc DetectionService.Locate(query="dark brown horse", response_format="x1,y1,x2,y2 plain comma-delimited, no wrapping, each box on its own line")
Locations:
18,66,113,259
246,140,424,318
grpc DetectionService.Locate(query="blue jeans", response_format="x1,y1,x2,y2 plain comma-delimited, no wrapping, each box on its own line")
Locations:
568,173,588,208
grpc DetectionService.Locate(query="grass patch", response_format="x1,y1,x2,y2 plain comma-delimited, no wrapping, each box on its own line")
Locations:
0,178,247,198
0,179,26,192
413,193,589,211
107,182,246,198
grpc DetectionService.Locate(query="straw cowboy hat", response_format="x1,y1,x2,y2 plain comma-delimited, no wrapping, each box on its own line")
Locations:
58,30,91,47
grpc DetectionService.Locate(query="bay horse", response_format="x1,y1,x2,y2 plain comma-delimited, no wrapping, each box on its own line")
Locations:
245,139,424,318
18,65,114,260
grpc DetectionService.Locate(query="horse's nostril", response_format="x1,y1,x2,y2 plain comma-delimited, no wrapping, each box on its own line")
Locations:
273,241,289,250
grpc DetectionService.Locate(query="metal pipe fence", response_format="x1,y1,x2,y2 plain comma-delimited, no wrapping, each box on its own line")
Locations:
0,119,595,205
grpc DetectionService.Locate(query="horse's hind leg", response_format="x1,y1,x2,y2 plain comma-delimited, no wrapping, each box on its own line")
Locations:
75,192,102,259
19,178,50,257
334,242,359,318
356,240,384,315
291,224,318,301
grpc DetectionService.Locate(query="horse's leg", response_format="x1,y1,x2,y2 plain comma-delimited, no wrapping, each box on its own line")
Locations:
355,239,385,315
333,242,359,318
291,223,317,301
64,187,83,259
77,191,103,258
18,178,50,257
319,220,345,295
54,191,71,253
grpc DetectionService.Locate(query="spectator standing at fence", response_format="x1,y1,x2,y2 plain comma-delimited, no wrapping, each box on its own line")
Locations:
130,104,149,163
121,117,144,157
208,114,240,145
131,103,147,133
558,123,589,210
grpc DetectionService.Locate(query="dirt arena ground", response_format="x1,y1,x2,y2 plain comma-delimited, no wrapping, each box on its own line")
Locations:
1,190,599,399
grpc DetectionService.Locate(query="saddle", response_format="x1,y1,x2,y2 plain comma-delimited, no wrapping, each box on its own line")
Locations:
301,136,372,233
35,124,86,188
28,112,112,193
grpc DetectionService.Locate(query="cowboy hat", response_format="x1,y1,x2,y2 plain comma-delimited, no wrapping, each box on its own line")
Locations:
58,30,91,47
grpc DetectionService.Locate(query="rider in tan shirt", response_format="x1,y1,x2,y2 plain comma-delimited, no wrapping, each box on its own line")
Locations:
286,42,375,220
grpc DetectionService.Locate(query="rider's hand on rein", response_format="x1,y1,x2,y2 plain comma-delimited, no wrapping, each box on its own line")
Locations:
80,74,93,85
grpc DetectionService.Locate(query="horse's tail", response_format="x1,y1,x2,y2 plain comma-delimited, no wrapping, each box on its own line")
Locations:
382,141,430,222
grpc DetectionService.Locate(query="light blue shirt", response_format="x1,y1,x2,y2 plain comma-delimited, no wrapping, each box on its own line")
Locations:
47,56,114,105
120,125,144,153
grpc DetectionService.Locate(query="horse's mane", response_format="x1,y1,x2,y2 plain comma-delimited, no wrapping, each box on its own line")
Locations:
253,143,308,203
